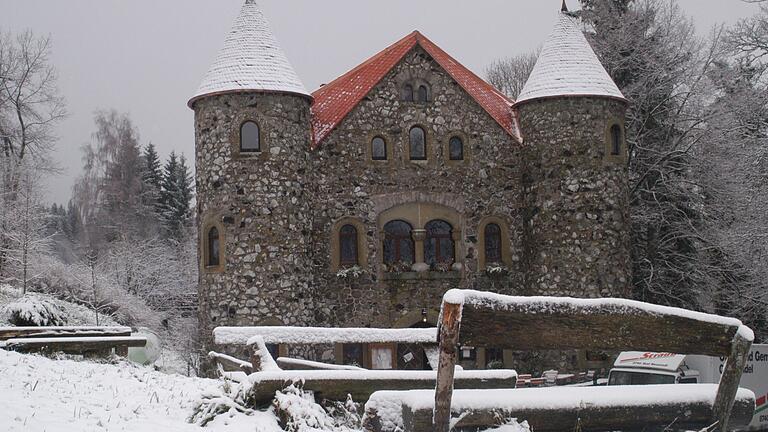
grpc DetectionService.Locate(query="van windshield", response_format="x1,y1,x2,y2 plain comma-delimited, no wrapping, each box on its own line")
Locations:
608,370,676,385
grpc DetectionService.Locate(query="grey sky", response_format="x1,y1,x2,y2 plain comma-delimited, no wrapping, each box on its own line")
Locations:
1,0,761,204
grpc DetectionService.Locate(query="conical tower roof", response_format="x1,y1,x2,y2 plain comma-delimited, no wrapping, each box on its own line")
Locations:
188,0,310,107
516,11,625,104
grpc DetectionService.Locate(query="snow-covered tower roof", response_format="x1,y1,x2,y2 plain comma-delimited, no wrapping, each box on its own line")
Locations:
516,10,625,104
188,0,310,107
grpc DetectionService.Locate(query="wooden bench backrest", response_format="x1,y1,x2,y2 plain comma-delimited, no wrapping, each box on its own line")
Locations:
433,290,753,432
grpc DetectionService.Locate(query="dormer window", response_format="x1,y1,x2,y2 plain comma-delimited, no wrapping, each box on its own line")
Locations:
240,121,260,152
402,84,414,102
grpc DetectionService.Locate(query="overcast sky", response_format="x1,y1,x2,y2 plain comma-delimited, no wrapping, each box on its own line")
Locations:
1,0,761,204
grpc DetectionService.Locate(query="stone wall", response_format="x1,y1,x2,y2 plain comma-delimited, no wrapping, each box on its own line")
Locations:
309,47,525,330
193,92,316,365
518,97,631,298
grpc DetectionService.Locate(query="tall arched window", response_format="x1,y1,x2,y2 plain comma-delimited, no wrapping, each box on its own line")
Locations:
417,85,428,102
610,124,622,156
240,121,260,152
425,220,454,267
339,224,359,266
484,223,502,264
402,84,414,102
409,126,426,160
383,220,414,264
207,226,220,267
371,136,387,161
449,136,464,160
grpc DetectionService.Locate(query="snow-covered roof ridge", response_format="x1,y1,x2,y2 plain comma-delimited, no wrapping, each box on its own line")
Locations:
443,289,747,331
188,0,310,107
516,12,625,104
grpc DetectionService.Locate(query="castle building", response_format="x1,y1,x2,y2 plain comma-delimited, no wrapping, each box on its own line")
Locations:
190,0,631,370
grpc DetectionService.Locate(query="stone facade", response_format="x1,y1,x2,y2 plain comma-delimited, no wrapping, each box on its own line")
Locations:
193,36,630,373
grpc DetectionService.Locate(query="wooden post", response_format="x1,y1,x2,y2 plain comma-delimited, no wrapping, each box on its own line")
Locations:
712,328,753,432
433,301,462,432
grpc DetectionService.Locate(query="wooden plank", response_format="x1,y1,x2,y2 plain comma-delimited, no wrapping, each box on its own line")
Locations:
433,302,461,432
276,357,364,371
402,396,755,432
459,304,738,356
247,375,516,406
0,326,132,341
713,330,753,431
209,351,253,374
4,336,146,354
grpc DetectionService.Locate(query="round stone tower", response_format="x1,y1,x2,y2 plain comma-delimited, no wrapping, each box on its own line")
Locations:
516,9,631,298
189,0,315,360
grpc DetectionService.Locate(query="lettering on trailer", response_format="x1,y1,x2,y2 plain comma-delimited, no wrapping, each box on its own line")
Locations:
620,352,677,362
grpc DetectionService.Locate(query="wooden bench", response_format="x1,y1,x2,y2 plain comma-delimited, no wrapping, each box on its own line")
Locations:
364,289,756,432
0,326,144,357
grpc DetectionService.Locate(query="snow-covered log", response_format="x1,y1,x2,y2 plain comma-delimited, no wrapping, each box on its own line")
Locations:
276,356,364,371
242,368,517,406
0,325,132,341
3,335,146,356
364,385,756,432
213,326,437,345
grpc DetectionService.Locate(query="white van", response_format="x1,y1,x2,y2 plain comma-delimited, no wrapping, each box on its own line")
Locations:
608,346,768,431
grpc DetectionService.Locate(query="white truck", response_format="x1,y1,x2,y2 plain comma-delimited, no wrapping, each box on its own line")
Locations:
608,346,768,431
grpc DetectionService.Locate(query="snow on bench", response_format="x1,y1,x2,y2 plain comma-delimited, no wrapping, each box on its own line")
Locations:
432,289,755,432
213,326,438,345
242,368,518,405
363,384,756,432
0,326,133,341
276,356,365,371
3,336,147,355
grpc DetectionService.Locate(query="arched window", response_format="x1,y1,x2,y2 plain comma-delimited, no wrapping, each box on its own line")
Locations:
339,224,358,265
402,84,414,102
409,126,426,160
417,85,428,102
207,226,220,267
610,124,622,156
449,136,464,160
383,220,414,264
371,136,387,161
484,223,502,264
240,121,260,152
425,220,454,267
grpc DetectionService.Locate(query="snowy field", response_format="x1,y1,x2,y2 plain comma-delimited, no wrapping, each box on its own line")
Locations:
0,350,278,432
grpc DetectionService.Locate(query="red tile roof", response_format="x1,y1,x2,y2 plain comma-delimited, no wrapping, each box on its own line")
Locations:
310,31,522,148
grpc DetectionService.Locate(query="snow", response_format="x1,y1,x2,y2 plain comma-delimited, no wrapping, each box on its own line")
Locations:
0,285,119,327
4,293,68,326
245,368,517,386
0,349,279,432
189,0,310,107
4,335,146,346
366,385,755,429
276,357,365,371
213,325,438,345
443,289,746,328
516,12,625,104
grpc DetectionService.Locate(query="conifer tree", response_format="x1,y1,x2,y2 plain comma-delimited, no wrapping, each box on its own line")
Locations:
141,143,163,213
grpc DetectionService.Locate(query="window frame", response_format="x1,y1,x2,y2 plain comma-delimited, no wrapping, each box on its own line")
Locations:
610,124,622,156
416,85,429,103
371,136,388,161
448,136,464,161
383,220,415,265
477,216,512,271
231,110,269,160
239,120,261,153
402,84,414,102
604,120,627,163
408,126,428,161
484,223,502,264
201,217,226,273
339,224,359,266
330,218,367,272
424,219,455,267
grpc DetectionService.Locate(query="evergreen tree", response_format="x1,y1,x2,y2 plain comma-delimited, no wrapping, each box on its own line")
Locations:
141,143,163,214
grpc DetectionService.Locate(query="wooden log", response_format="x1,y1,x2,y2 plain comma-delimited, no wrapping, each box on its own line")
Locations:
0,326,132,341
209,351,253,374
402,395,755,432
246,374,516,406
4,336,146,354
276,357,364,371
713,328,753,432
459,303,739,357
433,301,462,432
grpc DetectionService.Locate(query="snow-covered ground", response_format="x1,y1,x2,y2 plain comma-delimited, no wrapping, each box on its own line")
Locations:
0,350,279,431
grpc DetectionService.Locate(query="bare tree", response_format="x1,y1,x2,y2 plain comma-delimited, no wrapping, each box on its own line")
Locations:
484,50,539,99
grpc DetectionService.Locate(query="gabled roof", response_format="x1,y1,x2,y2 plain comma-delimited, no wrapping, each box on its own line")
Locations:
188,0,310,108
310,31,522,147
516,12,625,105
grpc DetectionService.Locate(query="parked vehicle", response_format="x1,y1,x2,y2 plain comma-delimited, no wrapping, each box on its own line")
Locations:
608,346,768,430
